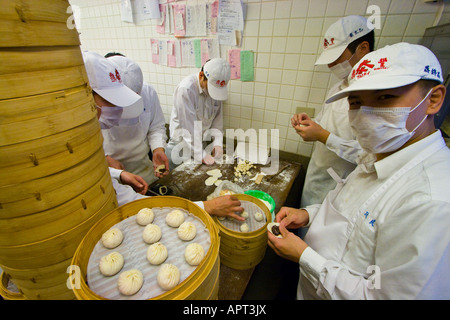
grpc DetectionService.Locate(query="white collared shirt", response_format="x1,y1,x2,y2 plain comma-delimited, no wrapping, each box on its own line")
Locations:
301,79,363,207
102,82,167,184
168,73,223,162
299,130,450,299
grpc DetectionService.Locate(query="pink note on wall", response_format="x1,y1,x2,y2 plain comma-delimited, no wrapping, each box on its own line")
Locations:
156,4,166,34
151,38,159,64
201,39,209,66
173,4,186,37
228,49,241,79
167,40,177,67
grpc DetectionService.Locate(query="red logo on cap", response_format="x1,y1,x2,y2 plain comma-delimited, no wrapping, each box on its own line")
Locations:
323,37,335,49
351,58,389,80
216,80,226,87
109,72,117,82
115,69,121,82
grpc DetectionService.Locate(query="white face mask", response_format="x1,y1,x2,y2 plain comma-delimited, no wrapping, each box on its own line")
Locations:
348,89,432,154
329,50,357,80
97,105,123,129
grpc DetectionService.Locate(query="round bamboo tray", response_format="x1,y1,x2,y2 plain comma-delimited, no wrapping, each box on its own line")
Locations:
0,257,72,290
0,64,88,100
0,85,95,146
0,46,84,75
214,194,272,270
71,196,220,300
0,141,107,218
0,19,80,48
0,272,26,300
0,189,118,269
0,166,113,246
0,124,102,187
1,0,75,24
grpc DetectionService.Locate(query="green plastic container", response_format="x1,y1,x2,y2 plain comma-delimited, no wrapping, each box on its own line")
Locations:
244,190,276,219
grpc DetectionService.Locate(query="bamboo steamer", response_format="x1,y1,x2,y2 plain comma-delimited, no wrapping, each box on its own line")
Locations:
0,187,118,269
0,0,118,300
0,141,108,218
0,166,113,246
0,85,95,146
214,194,272,270
1,258,72,290
0,272,26,300
71,196,220,300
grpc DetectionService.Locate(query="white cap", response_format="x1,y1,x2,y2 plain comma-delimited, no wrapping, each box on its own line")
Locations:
107,55,144,119
82,51,142,108
326,42,444,103
315,15,375,66
203,58,231,101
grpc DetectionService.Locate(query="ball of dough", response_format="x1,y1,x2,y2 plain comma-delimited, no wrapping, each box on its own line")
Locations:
99,251,124,276
157,264,180,291
117,269,144,296
254,211,264,222
184,243,205,266
147,242,168,265
142,223,162,244
136,208,155,226
101,228,123,249
240,223,249,233
166,209,185,227
178,221,197,241
241,211,249,219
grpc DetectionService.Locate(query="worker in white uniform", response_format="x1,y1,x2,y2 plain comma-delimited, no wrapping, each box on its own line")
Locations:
83,51,149,200
101,54,169,185
83,52,243,220
167,58,231,169
292,16,374,209
268,43,450,299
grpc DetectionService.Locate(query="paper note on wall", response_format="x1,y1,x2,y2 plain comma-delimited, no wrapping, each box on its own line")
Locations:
194,39,202,68
151,38,159,64
173,4,186,37
228,49,241,80
121,0,134,23
141,0,160,19
158,40,167,66
201,39,209,66
156,4,166,34
240,50,254,81
181,39,195,67
210,0,219,34
207,39,220,59
217,0,244,45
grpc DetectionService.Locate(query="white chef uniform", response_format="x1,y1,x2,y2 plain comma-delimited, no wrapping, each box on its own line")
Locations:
167,73,223,168
298,130,450,299
102,82,167,185
300,79,363,207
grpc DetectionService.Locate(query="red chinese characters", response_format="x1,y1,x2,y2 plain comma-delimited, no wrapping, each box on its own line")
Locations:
351,57,389,80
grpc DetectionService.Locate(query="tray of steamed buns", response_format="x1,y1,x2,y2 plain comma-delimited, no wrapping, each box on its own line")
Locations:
86,207,211,300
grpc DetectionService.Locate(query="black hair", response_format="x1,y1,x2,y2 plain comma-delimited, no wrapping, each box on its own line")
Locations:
347,30,375,53
200,59,211,79
105,52,125,58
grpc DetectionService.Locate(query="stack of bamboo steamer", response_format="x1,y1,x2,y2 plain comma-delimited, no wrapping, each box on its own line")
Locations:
0,0,118,299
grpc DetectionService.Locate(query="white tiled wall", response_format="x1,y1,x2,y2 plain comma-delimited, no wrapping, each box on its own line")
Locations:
69,0,449,157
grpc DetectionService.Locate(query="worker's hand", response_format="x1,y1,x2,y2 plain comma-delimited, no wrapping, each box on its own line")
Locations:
106,155,124,170
275,207,310,230
152,148,170,178
291,112,310,127
119,171,149,195
203,195,245,221
268,223,308,263
292,117,330,144
212,146,223,160
202,154,215,166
